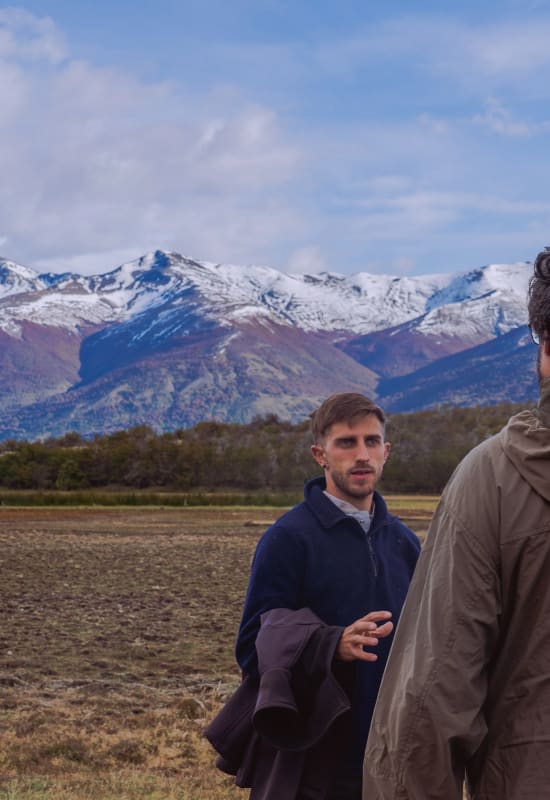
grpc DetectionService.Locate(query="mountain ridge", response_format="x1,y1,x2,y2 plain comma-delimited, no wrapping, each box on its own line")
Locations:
0,249,537,439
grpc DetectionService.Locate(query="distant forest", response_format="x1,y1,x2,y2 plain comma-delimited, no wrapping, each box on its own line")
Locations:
0,401,530,495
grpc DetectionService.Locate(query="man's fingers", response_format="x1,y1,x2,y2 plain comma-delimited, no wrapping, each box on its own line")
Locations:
363,610,392,623
347,622,375,638
356,650,378,662
371,621,394,637
358,634,379,647
353,621,393,639
339,613,394,663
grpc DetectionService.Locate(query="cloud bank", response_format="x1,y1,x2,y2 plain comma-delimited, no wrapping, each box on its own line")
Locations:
1,6,550,276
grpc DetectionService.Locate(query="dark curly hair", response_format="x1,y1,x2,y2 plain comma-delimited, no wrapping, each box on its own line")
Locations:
528,247,550,338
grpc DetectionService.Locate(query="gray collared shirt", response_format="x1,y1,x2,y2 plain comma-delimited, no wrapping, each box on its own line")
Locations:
323,491,374,534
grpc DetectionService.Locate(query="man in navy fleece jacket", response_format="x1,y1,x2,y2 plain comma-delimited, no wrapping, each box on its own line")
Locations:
236,393,420,800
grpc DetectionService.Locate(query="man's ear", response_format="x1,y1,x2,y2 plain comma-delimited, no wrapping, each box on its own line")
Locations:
383,442,391,463
311,444,326,468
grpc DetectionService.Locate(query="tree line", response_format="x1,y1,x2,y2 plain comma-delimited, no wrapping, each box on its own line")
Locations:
0,401,528,495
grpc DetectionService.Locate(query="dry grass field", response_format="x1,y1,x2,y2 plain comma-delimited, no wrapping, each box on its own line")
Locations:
0,499,436,800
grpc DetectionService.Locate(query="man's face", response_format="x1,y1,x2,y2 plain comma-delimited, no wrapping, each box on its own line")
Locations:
311,415,390,511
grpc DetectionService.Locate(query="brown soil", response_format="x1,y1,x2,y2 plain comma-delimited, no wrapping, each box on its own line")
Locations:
0,504,431,799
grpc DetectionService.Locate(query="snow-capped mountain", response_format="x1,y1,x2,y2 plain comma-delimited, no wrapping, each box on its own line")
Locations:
0,250,538,439
0,250,531,337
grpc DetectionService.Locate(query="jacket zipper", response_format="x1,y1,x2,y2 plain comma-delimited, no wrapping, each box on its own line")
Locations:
366,532,378,577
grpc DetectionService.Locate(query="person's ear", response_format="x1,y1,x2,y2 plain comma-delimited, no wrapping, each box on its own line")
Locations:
311,444,327,468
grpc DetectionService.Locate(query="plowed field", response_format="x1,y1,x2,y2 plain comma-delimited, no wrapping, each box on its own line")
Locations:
0,502,433,799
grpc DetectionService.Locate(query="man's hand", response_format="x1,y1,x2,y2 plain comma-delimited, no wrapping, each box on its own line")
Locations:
336,610,393,662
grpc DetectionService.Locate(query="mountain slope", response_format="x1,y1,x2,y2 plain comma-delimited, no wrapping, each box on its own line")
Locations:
0,250,537,439
377,326,539,411
0,322,378,438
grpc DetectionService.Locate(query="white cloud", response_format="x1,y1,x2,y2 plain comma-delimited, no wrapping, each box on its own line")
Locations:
32,247,147,276
467,20,550,77
417,114,451,136
284,246,328,274
354,193,458,241
1,6,550,278
312,15,550,92
0,11,303,274
353,189,550,239
0,59,27,121
390,256,417,274
0,8,66,63
473,97,550,137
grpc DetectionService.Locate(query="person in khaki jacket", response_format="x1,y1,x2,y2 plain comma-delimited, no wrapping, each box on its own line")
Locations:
362,247,550,800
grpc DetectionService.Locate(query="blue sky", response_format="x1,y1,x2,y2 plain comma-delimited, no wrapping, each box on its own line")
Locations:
2,0,550,276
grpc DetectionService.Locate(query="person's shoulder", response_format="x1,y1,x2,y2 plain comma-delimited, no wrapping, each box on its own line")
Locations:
389,516,421,550
437,432,505,515
258,500,310,539
396,517,421,540
252,502,313,563
274,499,309,524
374,494,421,549
275,480,328,524
450,431,503,481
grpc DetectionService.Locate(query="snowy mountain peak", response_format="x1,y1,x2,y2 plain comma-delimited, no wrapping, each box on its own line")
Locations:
0,250,539,439
0,258,46,299
426,261,530,311
0,250,533,342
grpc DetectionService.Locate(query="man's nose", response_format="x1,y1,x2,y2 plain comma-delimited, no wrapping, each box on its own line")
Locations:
356,442,371,461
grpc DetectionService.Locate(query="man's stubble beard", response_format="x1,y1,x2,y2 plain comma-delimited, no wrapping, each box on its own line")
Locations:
330,468,376,501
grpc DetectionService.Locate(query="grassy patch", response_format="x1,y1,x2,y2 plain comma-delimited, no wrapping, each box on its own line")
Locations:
0,490,302,507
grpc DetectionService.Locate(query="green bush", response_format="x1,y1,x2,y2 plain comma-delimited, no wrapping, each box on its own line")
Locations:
0,403,528,498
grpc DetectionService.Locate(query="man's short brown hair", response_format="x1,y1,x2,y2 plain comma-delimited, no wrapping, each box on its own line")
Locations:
310,392,386,444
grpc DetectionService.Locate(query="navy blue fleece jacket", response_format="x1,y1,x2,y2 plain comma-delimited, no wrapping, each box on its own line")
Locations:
236,476,420,780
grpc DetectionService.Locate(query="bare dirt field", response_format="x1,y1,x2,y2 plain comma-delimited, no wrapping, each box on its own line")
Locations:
0,501,434,800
